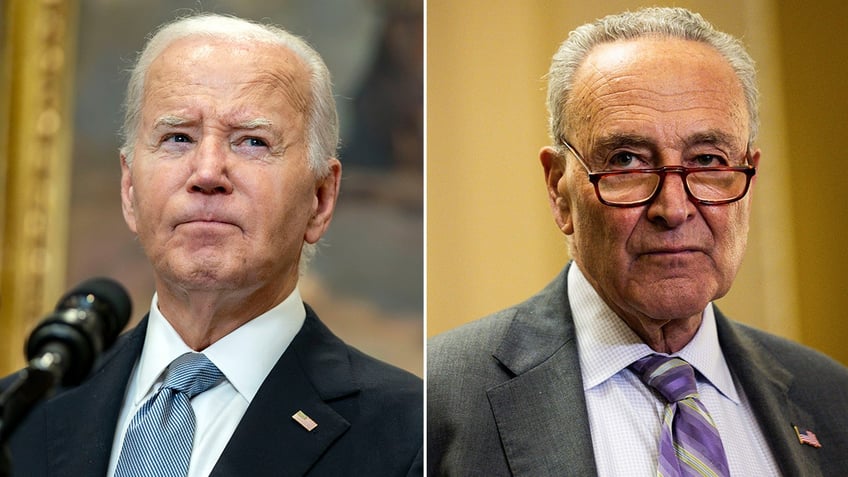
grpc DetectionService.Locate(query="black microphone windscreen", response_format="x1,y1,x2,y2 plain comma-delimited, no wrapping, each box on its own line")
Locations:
56,277,132,342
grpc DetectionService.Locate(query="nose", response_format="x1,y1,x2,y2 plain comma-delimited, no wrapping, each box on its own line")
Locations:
188,138,234,195
646,172,695,228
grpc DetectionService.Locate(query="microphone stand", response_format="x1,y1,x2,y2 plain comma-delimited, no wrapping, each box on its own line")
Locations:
0,350,65,477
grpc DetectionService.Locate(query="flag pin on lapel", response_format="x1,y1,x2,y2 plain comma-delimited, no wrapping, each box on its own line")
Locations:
292,410,318,431
793,425,821,448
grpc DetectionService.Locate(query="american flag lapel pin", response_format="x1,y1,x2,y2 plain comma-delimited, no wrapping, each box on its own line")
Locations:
292,410,318,432
793,425,822,448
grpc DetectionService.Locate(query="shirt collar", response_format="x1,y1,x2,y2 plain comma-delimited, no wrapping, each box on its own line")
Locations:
568,262,739,403
132,287,306,405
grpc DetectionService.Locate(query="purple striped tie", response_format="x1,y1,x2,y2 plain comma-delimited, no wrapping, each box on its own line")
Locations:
629,355,731,477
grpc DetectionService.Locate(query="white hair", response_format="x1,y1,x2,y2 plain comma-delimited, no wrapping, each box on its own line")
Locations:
121,13,339,267
547,7,759,148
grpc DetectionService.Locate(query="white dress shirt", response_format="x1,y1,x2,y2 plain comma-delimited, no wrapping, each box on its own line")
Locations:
568,264,781,476
106,288,306,477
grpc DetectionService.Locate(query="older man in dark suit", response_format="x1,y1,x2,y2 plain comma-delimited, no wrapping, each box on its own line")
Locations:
3,13,421,476
428,7,848,476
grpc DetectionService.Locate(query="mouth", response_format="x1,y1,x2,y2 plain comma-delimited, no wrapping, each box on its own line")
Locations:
643,247,702,255
637,248,706,264
176,217,240,232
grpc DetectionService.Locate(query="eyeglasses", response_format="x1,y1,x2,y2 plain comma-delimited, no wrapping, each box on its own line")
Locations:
559,139,756,207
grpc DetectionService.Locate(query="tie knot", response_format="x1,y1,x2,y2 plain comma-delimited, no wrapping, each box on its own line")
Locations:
629,355,698,402
162,352,224,399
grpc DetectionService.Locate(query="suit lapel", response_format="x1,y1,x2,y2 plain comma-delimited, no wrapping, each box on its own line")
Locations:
716,312,822,477
211,308,356,477
487,344,596,476
45,319,146,475
487,268,598,476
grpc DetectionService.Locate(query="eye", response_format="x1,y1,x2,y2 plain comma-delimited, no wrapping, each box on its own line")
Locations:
158,132,194,155
242,137,268,148
233,136,269,149
690,154,726,168
164,133,193,144
231,136,272,159
606,152,648,170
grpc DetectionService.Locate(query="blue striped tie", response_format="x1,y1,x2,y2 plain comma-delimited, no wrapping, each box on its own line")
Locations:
115,352,224,477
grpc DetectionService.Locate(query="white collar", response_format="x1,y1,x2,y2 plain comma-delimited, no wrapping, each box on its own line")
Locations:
568,263,740,403
131,287,306,406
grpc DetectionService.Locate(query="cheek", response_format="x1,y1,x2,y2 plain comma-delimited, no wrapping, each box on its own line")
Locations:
262,181,314,232
723,205,751,259
572,195,613,250
574,201,644,265
698,202,751,283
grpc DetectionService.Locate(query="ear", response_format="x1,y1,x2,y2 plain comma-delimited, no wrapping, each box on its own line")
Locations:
749,147,761,171
120,153,138,234
540,146,574,235
304,158,342,244
745,147,762,201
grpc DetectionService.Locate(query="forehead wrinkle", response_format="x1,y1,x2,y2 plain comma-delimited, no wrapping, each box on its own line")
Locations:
244,66,311,116
568,41,745,133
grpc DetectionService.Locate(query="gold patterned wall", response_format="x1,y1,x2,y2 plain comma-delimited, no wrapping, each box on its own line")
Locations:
0,0,78,375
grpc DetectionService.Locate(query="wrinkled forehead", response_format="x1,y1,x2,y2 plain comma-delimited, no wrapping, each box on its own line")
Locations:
143,35,312,116
566,38,749,142
576,37,739,86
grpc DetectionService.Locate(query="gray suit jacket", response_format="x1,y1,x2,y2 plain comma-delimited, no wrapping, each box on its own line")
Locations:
427,265,848,476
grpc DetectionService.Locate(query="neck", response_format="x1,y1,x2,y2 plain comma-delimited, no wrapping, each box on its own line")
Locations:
155,281,295,350
623,313,702,354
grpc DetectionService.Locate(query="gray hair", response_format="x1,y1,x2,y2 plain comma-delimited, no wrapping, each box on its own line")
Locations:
121,13,339,178
121,13,339,268
547,7,759,147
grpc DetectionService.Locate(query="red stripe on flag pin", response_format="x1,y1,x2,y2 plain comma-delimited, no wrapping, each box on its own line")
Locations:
794,426,822,448
293,410,318,431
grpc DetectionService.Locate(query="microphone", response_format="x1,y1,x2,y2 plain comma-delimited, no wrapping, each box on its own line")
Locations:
24,277,132,387
0,278,131,473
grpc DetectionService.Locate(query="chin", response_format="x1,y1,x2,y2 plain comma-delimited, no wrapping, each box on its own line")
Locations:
631,277,716,319
161,261,242,291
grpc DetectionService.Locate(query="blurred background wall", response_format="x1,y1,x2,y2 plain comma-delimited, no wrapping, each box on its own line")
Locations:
0,0,422,376
3,0,846,377
427,0,848,366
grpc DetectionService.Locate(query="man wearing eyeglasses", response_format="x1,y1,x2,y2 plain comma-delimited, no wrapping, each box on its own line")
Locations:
428,7,848,476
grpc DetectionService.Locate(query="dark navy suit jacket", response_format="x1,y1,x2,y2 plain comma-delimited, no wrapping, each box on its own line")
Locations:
3,305,423,476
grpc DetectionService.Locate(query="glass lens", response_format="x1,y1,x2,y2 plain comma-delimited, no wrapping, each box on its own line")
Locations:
597,172,660,204
687,170,747,201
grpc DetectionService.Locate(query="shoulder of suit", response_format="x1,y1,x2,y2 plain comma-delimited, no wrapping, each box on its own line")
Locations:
430,306,518,354
345,344,421,390
429,268,570,354
726,318,848,383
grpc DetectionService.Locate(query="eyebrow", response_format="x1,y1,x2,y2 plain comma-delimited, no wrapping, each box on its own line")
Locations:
233,118,274,130
152,116,274,127
682,130,740,151
592,133,655,156
152,115,193,129
592,130,742,154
